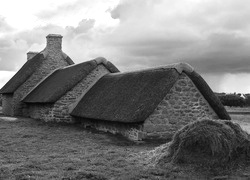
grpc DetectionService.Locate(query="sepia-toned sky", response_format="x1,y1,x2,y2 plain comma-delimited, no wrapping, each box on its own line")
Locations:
0,0,250,93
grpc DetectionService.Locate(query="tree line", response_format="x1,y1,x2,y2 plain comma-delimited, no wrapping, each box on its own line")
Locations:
215,93,250,107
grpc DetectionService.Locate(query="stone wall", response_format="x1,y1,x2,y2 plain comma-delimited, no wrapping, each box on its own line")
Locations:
76,117,145,141
142,73,219,139
28,65,110,123
2,94,13,116
12,53,70,116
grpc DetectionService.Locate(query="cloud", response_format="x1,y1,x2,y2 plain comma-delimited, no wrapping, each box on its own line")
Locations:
0,16,13,32
35,0,82,20
104,0,250,73
35,0,118,27
0,19,98,71
65,19,95,36
0,24,65,71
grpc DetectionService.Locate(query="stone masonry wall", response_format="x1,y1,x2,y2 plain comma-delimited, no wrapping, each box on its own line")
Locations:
12,53,70,116
76,117,145,141
28,65,110,123
2,94,14,116
142,73,219,139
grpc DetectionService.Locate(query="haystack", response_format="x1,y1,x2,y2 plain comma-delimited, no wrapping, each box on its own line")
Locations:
157,119,250,166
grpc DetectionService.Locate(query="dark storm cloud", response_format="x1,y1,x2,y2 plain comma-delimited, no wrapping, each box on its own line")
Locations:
105,0,250,74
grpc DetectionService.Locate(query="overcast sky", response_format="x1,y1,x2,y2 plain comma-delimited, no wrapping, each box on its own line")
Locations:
0,0,250,93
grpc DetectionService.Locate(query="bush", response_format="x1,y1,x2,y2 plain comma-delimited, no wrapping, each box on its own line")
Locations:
217,94,245,107
158,119,250,166
244,94,250,106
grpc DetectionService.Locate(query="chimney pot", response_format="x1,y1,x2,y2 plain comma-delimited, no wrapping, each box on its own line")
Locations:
27,51,39,61
46,34,63,51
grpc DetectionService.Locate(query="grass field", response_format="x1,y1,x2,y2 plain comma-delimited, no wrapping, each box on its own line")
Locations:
1,109,250,179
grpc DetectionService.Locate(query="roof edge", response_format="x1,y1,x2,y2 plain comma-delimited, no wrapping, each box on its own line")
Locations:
0,52,45,94
184,70,231,120
112,62,193,75
21,67,61,102
68,69,109,114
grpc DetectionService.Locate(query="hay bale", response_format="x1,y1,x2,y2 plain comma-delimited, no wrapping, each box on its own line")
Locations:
159,119,250,166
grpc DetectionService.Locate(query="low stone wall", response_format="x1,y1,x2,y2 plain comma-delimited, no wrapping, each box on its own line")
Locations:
143,73,219,139
75,117,145,141
28,65,110,123
2,94,14,116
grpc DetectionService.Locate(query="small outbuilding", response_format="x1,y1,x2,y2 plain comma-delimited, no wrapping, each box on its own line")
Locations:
0,34,74,116
70,63,231,140
22,57,119,123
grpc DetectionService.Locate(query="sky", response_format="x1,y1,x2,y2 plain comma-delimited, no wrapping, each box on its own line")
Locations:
0,0,250,93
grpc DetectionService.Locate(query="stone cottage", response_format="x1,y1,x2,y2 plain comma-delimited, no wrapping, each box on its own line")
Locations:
22,57,119,123
70,63,231,140
0,34,74,116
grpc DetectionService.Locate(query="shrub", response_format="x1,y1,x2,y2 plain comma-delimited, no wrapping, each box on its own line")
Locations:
0,94,2,106
244,94,250,106
217,94,245,107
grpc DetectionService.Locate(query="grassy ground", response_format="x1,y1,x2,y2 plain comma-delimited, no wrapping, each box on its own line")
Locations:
0,110,250,179
226,106,250,113
228,106,250,134
0,116,187,180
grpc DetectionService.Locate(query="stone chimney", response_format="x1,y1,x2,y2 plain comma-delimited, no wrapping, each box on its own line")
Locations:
27,51,38,61
46,34,63,52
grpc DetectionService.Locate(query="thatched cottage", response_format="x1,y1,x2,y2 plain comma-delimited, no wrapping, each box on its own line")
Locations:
0,34,231,141
0,34,74,116
70,63,231,140
22,57,119,123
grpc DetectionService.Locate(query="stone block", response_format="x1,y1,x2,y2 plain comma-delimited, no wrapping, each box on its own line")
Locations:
178,80,187,86
143,123,153,132
169,118,177,124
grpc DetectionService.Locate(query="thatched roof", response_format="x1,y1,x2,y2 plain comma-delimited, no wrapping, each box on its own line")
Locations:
22,57,119,103
70,63,231,122
70,68,180,123
0,51,74,94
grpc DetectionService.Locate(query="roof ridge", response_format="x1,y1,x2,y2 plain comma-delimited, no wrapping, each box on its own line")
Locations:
140,62,194,74
94,57,108,65
172,62,194,74
107,62,194,75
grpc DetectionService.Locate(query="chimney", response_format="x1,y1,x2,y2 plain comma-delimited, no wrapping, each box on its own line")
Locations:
27,51,38,61
46,34,63,51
